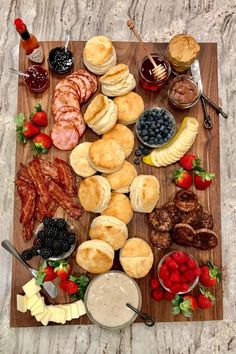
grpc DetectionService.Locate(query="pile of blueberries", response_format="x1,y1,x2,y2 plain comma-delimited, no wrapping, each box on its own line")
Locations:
21,218,77,261
136,108,175,147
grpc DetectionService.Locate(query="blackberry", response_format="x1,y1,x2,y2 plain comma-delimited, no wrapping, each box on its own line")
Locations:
37,230,46,240
45,226,58,238
52,240,63,252
56,218,67,229
31,246,39,257
67,233,76,246
62,243,71,253
58,230,69,240
40,248,52,259
44,237,55,248
21,249,33,261
43,217,56,228
52,248,62,257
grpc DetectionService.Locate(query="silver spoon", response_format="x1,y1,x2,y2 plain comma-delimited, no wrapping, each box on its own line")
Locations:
2,240,58,299
126,303,155,327
9,68,29,78
64,29,70,53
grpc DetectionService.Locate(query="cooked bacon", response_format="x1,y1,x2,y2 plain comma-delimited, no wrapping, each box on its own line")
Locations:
17,163,33,184
27,157,51,206
47,179,83,219
36,198,58,222
15,179,37,225
54,157,77,196
22,217,36,241
38,158,59,183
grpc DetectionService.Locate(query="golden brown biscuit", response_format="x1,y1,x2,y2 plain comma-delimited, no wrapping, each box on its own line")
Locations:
89,215,128,250
70,142,96,178
83,36,113,66
78,175,111,212
84,94,109,124
102,124,134,158
120,238,154,278
130,175,160,213
103,161,137,193
101,192,133,224
88,139,125,173
100,64,129,84
114,92,144,125
76,239,114,273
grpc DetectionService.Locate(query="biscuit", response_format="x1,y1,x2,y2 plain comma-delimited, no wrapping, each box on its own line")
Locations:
101,192,133,224
102,124,135,158
130,175,160,213
70,142,96,178
83,36,117,75
89,215,128,250
120,238,154,278
88,139,125,173
102,161,137,193
76,239,114,273
78,175,111,212
84,94,117,135
100,64,136,97
114,92,144,125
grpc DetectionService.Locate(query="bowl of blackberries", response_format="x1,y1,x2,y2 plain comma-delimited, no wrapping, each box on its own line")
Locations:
135,107,176,148
21,218,77,261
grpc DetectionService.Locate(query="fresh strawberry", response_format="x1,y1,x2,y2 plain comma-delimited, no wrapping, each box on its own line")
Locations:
60,279,78,295
172,251,186,264
170,271,181,283
32,133,52,154
197,286,215,309
31,103,48,127
168,260,179,271
179,265,188,273
152,289,164,301
172,295,197,317
150,277,160,290
159,264,169,280
186,258,197,269
169,283,181,294
36,260,57,285
164,291,175,301
180,154,201,171
16,113,40,143
49,260,71,281
194,168,215,190
199,261,221,287
173,168,192,189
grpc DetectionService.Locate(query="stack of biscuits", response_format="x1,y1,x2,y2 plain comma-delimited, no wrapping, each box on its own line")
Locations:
149,190,218,250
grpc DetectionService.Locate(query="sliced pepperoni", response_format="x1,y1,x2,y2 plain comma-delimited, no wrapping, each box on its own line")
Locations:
51,119,79,150
57,109,86,138
52,91,80,116
73,70,98,93
54,106,81,122
67,75,86,103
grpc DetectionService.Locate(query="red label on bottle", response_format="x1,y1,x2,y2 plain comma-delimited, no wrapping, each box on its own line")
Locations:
27,46,44,63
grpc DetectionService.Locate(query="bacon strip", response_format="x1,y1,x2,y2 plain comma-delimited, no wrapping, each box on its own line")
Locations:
15,179,37,225
47,179,83,220
36,198,58,222
38,158,59,183
17,163,33,184
27,158,51,206
22,217,35,241
54,157,77,196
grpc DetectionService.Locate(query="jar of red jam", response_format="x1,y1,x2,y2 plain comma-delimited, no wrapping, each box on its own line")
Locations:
24,65,49,93
139,53,171,91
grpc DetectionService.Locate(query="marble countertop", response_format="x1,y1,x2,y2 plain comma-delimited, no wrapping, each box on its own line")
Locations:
0,0,235,353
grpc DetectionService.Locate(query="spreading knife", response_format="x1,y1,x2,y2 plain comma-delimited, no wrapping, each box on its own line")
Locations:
190,60,213,129
2,240,58,299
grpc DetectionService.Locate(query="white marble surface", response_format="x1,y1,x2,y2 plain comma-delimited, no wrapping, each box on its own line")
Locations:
0,0,236,353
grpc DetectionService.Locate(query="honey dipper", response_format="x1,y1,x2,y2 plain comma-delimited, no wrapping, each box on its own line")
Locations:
127,19,167,81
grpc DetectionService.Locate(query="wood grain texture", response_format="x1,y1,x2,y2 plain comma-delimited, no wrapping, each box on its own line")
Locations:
0,0,236,353
10,41,222,327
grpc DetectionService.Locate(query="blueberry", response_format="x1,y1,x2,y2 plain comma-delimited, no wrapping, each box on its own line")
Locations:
164,137,168,142
159,139,164,144
134,158,140,165
164,129,168,135
141,129,148,136
135,149,142,157
139,144,145,151
160,126,165,132
142,148,150,155
143,136,148,142
150,123,156,130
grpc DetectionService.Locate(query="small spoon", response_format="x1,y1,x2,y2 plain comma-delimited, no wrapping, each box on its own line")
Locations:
126,303,155,327
64,29,70,53
9,68,29,78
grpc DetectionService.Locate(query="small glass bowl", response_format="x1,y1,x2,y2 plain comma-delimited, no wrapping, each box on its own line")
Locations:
34,219,77,261
84,271,142,330
48,47,74,74
24,65,49,93
168,75,200,110
157,250,199,295
139,53,171,91
135,107,176,148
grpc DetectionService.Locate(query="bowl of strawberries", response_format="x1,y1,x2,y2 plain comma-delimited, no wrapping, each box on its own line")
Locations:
157,250,200,294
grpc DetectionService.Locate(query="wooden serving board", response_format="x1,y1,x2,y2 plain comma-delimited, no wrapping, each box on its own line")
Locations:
11,41,223,327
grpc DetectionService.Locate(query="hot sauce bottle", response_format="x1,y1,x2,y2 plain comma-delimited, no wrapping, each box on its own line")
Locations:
14,18,44,64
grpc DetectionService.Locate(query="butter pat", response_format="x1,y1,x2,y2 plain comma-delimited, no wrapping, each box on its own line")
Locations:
22,278,41,298
17,294,28,313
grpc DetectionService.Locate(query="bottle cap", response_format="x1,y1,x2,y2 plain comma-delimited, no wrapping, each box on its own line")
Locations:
14,18,26,32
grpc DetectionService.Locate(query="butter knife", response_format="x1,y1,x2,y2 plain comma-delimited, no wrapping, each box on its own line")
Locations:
190,60,213,129
2,240,58,299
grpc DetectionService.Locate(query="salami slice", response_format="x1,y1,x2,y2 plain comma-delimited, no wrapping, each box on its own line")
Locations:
67,75,86,103
54,106,81,122
51,119,79,150
57,109,86,138
52,92,80,116
73,70,98,93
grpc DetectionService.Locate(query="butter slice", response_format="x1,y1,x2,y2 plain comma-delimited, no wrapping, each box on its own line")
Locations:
17,294,28,313
22,278,41,298
76,300,86,316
